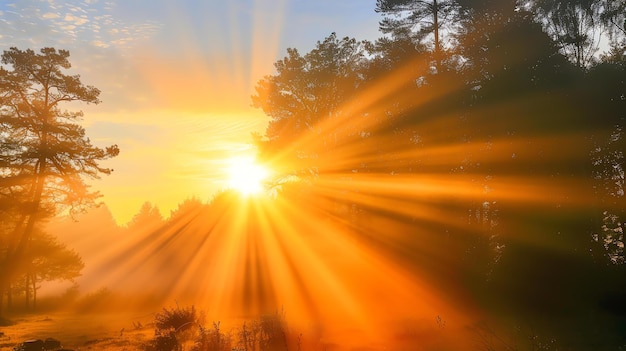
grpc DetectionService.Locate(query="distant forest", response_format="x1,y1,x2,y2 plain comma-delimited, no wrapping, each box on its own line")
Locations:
1,1,626,350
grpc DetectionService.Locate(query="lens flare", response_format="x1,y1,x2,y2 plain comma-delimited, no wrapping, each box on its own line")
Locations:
226,157,271,195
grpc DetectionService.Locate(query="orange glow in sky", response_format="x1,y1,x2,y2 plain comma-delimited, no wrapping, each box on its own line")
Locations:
0,1,380,224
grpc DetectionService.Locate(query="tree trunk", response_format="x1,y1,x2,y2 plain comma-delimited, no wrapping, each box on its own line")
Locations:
0,285,4,316
5,166,46,311
6,282,11,311
24,275,30,310
433,0,441,73
0,213,27,317
31,274,37,310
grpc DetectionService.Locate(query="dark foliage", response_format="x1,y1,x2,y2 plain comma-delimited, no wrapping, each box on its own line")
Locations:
154,305,198,333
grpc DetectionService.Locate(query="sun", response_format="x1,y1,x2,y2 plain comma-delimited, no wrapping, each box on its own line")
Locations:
226,156,271,195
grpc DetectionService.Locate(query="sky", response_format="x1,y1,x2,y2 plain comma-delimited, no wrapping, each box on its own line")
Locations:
0,0,382,224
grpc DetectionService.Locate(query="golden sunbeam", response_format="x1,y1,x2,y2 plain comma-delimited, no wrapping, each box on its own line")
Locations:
44,44,616,350
5,2,622,351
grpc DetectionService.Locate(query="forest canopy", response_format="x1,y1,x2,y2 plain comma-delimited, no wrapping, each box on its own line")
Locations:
250,1,625,349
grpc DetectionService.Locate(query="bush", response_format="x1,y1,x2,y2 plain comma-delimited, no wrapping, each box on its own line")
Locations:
145,305,292,351
148,330,179,351
154,305,199,333
146,304,201,351
192,322,232,351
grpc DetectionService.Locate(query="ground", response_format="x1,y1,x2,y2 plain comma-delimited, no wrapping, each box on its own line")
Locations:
0,312,153,350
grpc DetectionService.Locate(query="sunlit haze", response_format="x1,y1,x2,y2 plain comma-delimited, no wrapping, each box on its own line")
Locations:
1,1,625,351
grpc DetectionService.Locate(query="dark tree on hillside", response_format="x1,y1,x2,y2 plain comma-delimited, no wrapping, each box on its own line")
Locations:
0,47,118,315
457,7,574,103
376,0,458,73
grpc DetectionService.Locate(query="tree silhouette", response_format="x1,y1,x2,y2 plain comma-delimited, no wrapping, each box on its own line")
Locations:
530,0,605,68
252,33,369,176
168,197,208,225
22,230,83,309
601,0,626,40
0,47,118,315
127,201,164,232
376,0,457,72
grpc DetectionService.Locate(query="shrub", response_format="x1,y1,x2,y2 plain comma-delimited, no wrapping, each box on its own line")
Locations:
148,330,179,351
192,322,233,351
154,305,199,333
146,304,201,351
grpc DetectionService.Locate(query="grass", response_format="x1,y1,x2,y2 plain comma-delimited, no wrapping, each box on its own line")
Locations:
0,311,153,350
0,307,290,351
0,306,513,351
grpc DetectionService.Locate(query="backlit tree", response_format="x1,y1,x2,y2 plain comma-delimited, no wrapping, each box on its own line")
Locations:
0,47,118,314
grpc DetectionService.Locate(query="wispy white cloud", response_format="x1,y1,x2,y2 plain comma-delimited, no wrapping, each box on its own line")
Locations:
91,39,109,48
60,24,76,31
68,5,88,14
64,13,89,25
43,12,60,19
0,0,160,51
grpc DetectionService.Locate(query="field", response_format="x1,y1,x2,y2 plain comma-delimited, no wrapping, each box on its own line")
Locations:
0,312,154,350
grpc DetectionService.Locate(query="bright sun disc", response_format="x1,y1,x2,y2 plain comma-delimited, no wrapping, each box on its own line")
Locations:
226,157,270,195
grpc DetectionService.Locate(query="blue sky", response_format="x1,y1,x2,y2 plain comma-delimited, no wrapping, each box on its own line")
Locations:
0,0,381,116
0,0,382,223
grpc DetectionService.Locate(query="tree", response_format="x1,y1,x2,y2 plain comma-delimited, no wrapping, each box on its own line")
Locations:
22,230,83,309
0,47,118,314
376,0,458,73
530,0,605,68
168,197,208,225
127,201,164,232
601,0,626,40
586,57,626,265
252,33,369,175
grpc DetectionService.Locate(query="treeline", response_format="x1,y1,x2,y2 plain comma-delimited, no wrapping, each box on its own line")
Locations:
41,193,250,311
249,0,626,350
1,193,236,314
